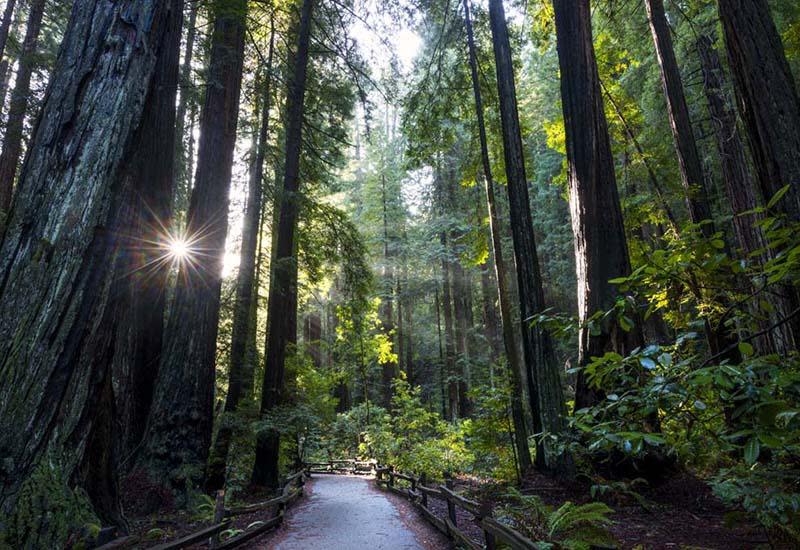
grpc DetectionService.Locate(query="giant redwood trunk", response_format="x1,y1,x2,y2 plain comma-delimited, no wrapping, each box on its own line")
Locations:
552,0,642,410
252,0,314,489
0,0,45,219
112,0,183,460
717,0,800,223
142,0,248,495
697,34,799,353
0,1,180,545
489,0,569,473
463,0,531,471
206,19,275,492
645,0,714,234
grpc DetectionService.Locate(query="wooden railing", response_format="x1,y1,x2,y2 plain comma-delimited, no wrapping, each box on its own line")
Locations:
365,463,539,550
304,458,377,475
96,467,309,550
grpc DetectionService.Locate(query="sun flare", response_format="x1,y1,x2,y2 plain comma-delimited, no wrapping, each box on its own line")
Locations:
168,238,191,260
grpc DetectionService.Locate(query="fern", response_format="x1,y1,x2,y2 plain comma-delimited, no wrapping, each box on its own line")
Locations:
499,488,617,549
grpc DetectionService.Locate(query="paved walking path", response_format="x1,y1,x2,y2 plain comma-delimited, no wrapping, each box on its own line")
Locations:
270,474,430,549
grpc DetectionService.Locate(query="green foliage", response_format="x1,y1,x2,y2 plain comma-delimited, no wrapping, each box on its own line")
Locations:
363,377,473,477
498,488,616,549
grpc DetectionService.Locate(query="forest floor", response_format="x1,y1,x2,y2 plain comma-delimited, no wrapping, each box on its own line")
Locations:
460,469,780,549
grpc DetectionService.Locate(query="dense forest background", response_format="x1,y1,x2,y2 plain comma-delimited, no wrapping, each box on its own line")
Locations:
0,0,799,547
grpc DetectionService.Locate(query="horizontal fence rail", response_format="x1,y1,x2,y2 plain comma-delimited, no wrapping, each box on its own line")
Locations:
96,467,310,550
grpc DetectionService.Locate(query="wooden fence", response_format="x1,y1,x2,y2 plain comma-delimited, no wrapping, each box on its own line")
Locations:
304,458,377,475
96,468,309,550
373,465,540,550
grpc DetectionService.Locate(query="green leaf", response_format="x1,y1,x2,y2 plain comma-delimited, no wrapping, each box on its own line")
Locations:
766,185,790,209
639,357,656,370
694,400,707,411
744,438,760,465
608,277,628,284
738,342,754,357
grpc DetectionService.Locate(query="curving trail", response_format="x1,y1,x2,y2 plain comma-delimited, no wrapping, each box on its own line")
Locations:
261,474,439,549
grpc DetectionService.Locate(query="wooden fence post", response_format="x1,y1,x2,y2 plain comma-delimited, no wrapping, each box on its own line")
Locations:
444,473,457,527
480,501,496,550
208,489,225,549
419,473,428,508
389,466,395,488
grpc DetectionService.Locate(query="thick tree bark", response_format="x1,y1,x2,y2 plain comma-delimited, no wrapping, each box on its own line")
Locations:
489,0,568,472
552,0,642,411
141,0,247,496
173,1,199,220
645,0,714,233
0,0,180,544
0,0,17,65
697,34,799,353
718,0,800,222
205,19,275,493
0,0,45,218
252,0,314,489
697,34,762,255
113,0,183,461
463,0,532,471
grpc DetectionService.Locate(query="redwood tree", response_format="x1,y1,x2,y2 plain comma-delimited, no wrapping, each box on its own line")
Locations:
551,0,642,408
489,0,569,472
252,0,315,489
463,0,531,471
717,0,800,223
142,0,248,494
0,0,45,218
645,0,714,234
0,0,181,544
206,16,276,492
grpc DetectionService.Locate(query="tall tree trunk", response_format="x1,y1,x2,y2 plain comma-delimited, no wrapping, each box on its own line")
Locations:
645,0,714,233
205,18,275,493
141,0,247,496
380,173,396,407
436,164,459,420
696,34,762,255
463,0,531,470
113,0,183,462
173,0,199,222
489,0,568,472
697,33,799,353
480,259,502,360
252,0,314,489
0,0,17,64
552,0,642,411
446,168,472,417
0,0,45,219
402,259,414,384
717,0,800,222
0,1,181,544
435,284,448,418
